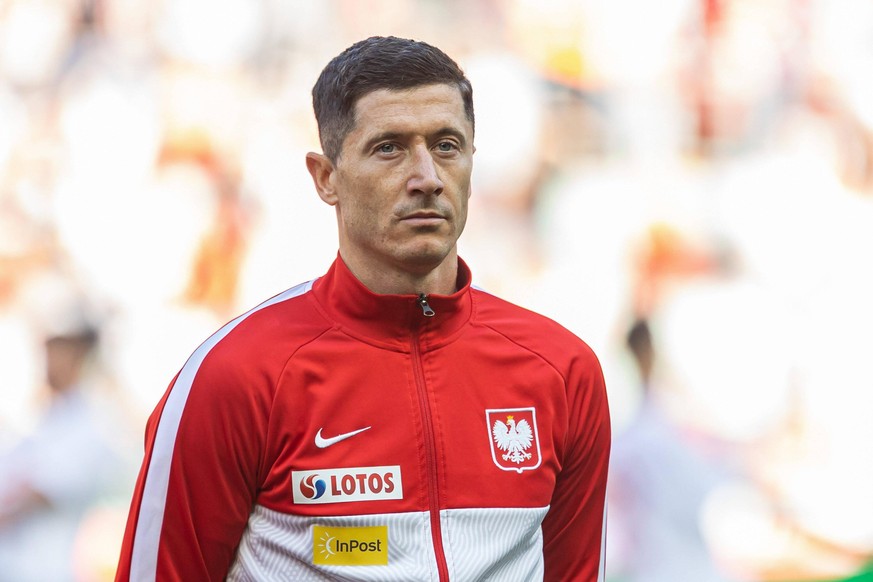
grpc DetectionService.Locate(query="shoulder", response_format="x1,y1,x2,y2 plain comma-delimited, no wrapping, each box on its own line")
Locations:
225,280,327,342
189,280,332,387
470,287,600,370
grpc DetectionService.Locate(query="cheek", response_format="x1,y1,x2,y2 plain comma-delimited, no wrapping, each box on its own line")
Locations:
339,175,396,223
339,194,380,232
454,176,473,211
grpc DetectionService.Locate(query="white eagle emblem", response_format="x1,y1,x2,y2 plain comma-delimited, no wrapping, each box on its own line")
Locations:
492,415,534,465
486,407,541,473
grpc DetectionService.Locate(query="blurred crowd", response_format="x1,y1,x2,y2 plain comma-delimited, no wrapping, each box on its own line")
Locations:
1,0,872,580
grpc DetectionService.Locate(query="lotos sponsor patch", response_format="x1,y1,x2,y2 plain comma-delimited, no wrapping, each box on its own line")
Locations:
292,466,403,504
313,525,389,566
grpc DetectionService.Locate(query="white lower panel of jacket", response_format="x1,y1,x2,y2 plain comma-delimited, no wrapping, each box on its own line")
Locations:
227,504,549,582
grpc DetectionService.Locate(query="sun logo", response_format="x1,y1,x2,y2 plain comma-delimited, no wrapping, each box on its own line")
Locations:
316,532,336,560
312,525,389,565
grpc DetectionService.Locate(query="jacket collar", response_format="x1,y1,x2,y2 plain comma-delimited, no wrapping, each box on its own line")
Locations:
311,254,474,351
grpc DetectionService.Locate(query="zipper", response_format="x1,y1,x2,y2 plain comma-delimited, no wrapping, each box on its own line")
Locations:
411,324,449,581
418,293,435,317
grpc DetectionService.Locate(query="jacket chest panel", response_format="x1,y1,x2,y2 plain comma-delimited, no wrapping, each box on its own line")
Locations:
258,336,564,514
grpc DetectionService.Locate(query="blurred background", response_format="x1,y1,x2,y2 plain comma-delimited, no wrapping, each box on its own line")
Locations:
1,0,872,580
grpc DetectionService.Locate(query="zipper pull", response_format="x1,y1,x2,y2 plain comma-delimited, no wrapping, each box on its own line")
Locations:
418,294,435,317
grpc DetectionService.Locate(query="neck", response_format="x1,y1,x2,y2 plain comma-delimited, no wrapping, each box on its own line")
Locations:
339,249,460,296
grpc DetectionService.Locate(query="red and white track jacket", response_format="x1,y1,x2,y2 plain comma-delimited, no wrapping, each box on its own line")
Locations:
116,256,610,581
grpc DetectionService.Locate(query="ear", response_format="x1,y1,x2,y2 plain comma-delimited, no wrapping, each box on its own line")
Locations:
306,152,338,206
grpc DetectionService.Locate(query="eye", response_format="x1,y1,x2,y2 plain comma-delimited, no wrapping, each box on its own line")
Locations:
435,141,458,153
378,143,397,154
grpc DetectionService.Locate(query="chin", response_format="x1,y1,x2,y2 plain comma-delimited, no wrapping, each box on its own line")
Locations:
395,244,454,271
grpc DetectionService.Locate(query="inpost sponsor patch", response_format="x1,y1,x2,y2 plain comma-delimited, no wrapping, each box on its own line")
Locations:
313,525,389,566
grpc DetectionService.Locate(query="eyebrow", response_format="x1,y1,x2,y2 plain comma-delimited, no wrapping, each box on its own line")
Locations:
361,127,469,153
361,132,403,153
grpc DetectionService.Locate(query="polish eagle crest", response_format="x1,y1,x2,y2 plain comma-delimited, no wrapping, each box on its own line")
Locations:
486,407,542,473
492,415,534,464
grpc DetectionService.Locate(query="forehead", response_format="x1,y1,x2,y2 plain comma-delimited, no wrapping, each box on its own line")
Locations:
349,84,471,137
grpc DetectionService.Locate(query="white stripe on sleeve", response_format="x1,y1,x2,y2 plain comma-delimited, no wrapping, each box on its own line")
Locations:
129,280,315,580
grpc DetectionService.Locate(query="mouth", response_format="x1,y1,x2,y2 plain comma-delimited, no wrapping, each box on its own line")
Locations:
400,211,446,225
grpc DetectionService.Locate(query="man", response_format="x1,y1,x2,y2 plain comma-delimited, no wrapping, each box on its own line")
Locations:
116,36,610,581
1,294,122,581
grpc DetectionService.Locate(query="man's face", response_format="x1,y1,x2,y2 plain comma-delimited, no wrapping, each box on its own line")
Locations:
322,84,474,279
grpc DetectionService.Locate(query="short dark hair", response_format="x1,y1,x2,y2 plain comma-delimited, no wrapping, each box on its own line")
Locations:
312,36,474,162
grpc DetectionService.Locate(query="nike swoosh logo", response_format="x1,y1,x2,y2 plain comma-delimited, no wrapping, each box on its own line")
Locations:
315,426,371,448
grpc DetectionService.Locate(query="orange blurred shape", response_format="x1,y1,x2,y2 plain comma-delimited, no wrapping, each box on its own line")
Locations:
641,223,717,279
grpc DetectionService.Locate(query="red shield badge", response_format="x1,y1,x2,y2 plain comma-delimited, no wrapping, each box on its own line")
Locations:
486,407,541,473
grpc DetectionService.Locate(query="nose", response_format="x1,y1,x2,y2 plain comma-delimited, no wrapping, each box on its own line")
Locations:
407,145,444,196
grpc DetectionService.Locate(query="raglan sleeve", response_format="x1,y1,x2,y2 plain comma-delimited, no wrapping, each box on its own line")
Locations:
115,337,271,582
542,342,611,582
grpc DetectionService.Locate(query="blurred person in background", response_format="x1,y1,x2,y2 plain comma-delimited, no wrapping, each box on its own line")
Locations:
0,277,124,582
606,318,733,582
115,36,610,581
